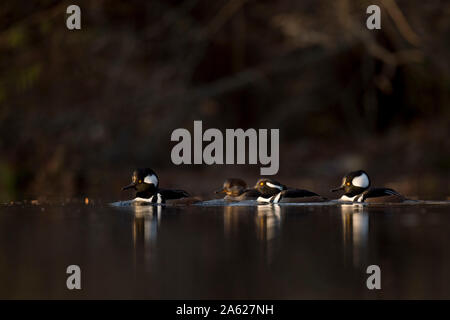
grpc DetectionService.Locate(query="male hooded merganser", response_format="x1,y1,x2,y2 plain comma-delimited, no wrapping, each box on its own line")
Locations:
331,170,406,203
254,178,327,203
122,168,195,204
215,178,261,201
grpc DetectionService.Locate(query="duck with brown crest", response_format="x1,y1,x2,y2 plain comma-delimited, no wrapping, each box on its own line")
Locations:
215,178,261,201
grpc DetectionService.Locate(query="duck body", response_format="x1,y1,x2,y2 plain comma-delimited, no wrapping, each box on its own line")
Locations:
123,168,199,205
270,189,327,203
356,187,406,203
215,178,261,201
224,188,261,201
255,179,327,203
332,170,407,203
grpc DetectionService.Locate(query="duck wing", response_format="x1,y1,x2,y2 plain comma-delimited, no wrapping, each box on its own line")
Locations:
158,189,190,199
282,189,319,198
359,188,405,202
364,187,400,197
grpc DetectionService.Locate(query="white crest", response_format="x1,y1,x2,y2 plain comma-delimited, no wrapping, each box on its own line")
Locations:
352,173,369,188
266,182,283,190
144,174,158,186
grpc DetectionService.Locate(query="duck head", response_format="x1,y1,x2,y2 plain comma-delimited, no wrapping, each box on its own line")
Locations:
215,178,247,197
254,178,286,197
122,168,159,196
331,170,370,197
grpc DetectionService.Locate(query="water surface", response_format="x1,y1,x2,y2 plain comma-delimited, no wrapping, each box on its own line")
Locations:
1,202,450,299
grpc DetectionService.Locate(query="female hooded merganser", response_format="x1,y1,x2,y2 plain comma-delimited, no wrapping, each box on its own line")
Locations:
122,168,196,205
254,178,327,203
215,178,261,201
331,170,406,203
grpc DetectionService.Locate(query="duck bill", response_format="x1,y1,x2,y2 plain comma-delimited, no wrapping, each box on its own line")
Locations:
214,188,226,195
331,186,344,192
122,183,137,191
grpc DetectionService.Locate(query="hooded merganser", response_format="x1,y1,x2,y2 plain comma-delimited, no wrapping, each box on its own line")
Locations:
254,178,327,203
331,170,406,203
122,168,196,205
215,178,261,201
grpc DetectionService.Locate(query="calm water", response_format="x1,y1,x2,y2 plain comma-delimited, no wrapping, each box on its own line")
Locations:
1,201,450,299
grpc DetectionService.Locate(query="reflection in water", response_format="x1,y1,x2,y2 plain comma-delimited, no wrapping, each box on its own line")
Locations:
223,206,240,238
223,204,282,264
132,205,162,246
255,205,282,242
131,205,163,269
340,204,369,268
222,205,282,242
256,205,282,264
3,202,450,298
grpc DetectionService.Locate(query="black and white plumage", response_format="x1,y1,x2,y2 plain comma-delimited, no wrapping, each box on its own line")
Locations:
331,170,406,203
254,178,327,203
122,168,195,205
356,187,405,203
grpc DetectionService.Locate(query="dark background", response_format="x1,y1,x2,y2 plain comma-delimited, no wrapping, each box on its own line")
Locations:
0,0,449,202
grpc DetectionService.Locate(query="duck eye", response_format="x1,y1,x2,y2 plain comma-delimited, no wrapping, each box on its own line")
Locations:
138,180,142,184
260,182,264,186
346,182,351,186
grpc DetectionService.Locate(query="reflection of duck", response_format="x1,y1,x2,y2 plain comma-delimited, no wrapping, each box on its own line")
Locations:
132,205,162,246
131,205,163,272
254,178,327,203
256,205,282,264
221,205,282,242
215,178,261,201
256,205,282,241
340,204,369,267
221,205,283,265
222,206,242,238
332,170,406,203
